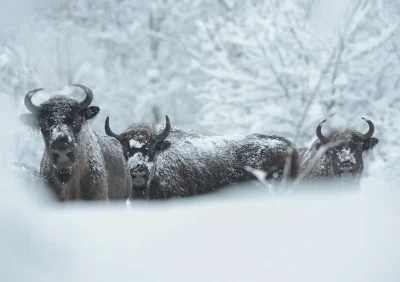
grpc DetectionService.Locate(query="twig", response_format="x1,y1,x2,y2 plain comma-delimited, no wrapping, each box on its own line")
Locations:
244,166,275,195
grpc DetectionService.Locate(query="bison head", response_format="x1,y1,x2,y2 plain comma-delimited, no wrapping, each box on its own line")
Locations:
315,117,378,182
105,115,171,189
20,84,99,184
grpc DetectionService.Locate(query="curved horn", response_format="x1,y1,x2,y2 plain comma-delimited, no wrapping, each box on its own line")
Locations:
361,117,374,140
155,115,171,143
24,88,44,114
72,84,93,109
316,119,329,144
105,116,120,140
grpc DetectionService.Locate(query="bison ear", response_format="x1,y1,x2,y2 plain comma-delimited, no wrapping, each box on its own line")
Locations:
363,137,378,151
19,113,39,130
84,106,100,121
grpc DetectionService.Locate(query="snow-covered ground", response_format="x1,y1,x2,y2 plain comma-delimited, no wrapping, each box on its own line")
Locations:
2,172,400,282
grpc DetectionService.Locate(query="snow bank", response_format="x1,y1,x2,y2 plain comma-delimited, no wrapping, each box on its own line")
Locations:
1,174,399,282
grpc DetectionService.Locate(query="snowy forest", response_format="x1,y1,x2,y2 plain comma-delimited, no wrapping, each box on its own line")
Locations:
0,0,399,183
1,1,400,281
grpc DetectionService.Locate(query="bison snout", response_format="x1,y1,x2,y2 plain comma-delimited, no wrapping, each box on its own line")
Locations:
51,143,75,167
131,172,148,188
132,171,146,179
338,161,356,179
339,161,354,170
130,165,149,188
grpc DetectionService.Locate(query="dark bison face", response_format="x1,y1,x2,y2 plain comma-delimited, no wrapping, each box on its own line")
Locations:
20,84,99,183
315,117,378,182
105,115,171,189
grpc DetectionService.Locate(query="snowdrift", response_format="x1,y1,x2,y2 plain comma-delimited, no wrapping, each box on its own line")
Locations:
1,171,399,282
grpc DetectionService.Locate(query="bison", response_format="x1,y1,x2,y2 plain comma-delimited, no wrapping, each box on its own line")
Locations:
298,117,378,187
20,84,132,201
105,115,299,199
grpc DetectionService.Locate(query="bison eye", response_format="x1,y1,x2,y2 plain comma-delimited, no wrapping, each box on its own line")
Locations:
65,116,75,124
70,120,82,133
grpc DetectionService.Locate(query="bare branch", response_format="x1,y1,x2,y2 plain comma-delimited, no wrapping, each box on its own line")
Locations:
392,42,400,62
198,64,276,87
291,43,340,141
217,0,232,11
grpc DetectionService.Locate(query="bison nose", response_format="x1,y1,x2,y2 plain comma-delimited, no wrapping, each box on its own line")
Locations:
340,160,353,167
131,171,147,178
131,171,148,187
52,146,75,164
339,161,354,174
131,166,148,179
130,164,149,187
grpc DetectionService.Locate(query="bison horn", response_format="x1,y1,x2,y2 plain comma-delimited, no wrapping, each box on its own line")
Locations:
361,117,374,140
72,84,93,109
155,115,171,143
316,119,329,144
105,116,120,140
24,88,44,114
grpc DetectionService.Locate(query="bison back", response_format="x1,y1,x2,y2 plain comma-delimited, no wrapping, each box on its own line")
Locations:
236,134,299,180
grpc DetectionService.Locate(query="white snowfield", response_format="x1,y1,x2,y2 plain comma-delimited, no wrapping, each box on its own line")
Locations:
1,171,399,282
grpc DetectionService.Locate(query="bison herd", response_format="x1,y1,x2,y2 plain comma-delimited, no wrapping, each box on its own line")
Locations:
17,84,379,202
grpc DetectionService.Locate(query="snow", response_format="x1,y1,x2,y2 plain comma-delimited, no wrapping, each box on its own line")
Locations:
181,133,241,152
259,138,285,148
127,153,148,169
51,124,73,143
129,139,144,149
337,147,356,164
1,170,400,282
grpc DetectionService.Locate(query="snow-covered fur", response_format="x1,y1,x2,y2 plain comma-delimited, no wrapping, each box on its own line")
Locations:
21,90,132,201
107,120,299,199
299,129,378,187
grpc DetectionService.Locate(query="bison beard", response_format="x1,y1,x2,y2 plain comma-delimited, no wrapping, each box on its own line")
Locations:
105,116,299,199
55,168,73,184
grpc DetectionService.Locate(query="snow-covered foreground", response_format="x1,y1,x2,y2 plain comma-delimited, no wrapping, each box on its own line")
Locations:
1,171,399,282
